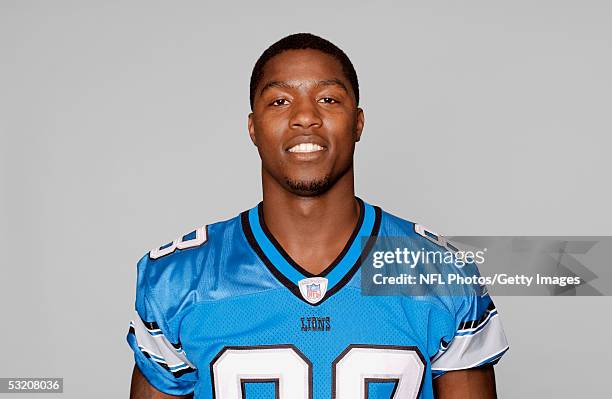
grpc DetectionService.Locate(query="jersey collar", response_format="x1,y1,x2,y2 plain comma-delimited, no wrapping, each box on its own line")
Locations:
241,197,382,305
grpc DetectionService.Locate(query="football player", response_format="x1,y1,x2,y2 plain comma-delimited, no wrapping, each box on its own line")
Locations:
127,33,508,398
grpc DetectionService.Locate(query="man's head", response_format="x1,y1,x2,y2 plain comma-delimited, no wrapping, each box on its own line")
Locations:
249,33,360,110
248,33,364,197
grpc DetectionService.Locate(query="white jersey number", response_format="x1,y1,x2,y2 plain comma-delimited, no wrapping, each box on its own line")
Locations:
211,344,425,399
334,345,425,399
149,225,208,260
211,346,310,399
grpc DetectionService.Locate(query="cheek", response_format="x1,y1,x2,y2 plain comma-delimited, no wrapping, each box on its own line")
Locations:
253,119,288,170
256,114,287,140
326,113,358,141
253,123,282,154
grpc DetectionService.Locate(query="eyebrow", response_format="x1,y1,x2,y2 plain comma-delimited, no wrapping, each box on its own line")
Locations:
259,78,349,97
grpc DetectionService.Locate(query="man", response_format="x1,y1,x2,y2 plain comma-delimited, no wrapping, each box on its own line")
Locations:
127,33,508,398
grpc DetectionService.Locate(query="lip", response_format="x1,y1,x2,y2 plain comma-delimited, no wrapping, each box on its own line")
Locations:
284,135,328,152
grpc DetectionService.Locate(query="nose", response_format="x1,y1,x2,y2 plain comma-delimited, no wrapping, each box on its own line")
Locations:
289,99,322,130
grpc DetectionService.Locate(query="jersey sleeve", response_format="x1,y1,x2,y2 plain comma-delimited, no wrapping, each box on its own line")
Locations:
126,253,198,396
430,288,509,378
409,223,509,377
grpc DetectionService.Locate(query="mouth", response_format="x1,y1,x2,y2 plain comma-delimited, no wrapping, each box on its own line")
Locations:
287,142,326,153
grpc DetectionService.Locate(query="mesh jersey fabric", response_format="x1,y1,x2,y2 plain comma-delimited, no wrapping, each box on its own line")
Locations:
127,197,509,398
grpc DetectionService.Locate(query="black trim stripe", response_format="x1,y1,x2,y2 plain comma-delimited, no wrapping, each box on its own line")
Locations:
257,197,366,278
457,301,497,331
364,378,399,399
139,347,196,378
319,206,382,305
143,320,160,331
240,379,279,399
242,211,304,300
129,328,196,378
241,200,382,306
135,316,185,351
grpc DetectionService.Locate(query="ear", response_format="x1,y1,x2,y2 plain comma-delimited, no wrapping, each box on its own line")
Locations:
247,112,257,146
354,107,365,142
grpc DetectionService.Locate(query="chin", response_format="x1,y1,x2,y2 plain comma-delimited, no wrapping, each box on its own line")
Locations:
284,175,333,197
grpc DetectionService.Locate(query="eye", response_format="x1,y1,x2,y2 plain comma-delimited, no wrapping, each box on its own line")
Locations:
318,97,339,104
270,98,290,106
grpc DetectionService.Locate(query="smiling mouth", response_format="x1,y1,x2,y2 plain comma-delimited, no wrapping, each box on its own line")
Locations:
287,143,326,153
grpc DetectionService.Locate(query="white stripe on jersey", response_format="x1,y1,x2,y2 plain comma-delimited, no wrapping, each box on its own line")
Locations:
431,313,508,371
130,313,195,370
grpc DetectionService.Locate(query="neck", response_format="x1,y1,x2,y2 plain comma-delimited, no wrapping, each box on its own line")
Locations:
260,168,360,275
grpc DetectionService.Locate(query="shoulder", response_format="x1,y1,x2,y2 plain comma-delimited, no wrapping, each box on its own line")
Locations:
143,216,229,268
135,213,242,318
375,206,480,311
378,207,454,252
134,206,278,313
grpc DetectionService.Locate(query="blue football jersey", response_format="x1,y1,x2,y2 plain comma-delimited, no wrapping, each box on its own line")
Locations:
127,198,509,398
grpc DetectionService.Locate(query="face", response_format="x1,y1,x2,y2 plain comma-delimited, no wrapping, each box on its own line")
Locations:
248,49,364,196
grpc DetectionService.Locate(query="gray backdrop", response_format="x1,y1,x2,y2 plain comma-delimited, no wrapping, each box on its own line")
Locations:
1,1,611,397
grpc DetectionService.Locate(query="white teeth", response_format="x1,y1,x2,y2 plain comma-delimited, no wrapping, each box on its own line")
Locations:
288,143,324,153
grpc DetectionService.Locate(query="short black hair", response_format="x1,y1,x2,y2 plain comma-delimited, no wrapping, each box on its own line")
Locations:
249,33,359,110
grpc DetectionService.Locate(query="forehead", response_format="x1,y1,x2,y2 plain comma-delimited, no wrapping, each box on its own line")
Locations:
258,49,350,92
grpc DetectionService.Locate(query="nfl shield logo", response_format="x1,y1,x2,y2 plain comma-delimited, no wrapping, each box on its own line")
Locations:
298,277,329,304
306,283,321,300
